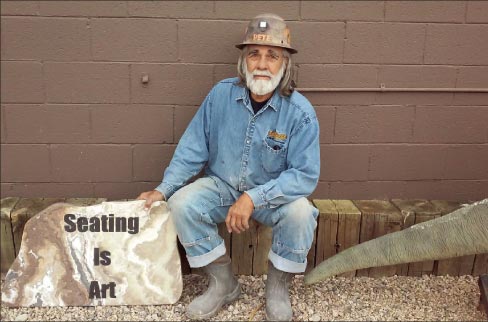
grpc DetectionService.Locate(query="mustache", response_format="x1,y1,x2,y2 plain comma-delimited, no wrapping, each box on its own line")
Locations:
252,70,273,78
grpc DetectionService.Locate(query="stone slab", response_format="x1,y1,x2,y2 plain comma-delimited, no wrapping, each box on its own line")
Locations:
1,200,182,306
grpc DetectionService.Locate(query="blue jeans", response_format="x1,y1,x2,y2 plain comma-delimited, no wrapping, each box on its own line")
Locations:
168,176,319,273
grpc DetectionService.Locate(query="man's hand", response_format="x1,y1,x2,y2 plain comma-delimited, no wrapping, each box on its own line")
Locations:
136,190,165,209
225,193,254,234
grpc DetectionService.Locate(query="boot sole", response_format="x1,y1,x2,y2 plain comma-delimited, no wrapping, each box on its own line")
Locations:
186,283,241,320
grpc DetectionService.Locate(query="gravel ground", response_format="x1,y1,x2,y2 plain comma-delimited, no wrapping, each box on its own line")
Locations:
1,274,486,321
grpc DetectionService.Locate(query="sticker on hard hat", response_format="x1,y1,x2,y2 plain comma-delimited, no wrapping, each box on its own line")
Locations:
259,21,267,28
253,34,272,42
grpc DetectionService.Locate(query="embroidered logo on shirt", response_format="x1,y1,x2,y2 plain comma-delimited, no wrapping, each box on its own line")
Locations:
267,130,287,141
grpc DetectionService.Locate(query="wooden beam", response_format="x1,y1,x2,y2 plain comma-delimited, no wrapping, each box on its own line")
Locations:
478,274,488,316
231,219,257,275
391,199,442,276
473,254,488,276
253,222,272,275
430,200,476,276
354,200,403,277
1,197,20,274
333,200,361,277
10,198,66,256
313,200,338,269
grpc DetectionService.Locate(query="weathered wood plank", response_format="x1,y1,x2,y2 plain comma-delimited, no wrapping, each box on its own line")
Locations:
354,200,403,277
178,239,192,275
253,223,272,275
313,200,338,269
333,200,361,277
390,200,416,275
429,200,464,215
391,199,442,277
305,200,318,273
1,197,20,273
232,219,257,275
65,198,107,207
355,200,376,277
473,254,488,276
218,222,232,257
478,274,488,316
10,197,66,255
429,200,477,276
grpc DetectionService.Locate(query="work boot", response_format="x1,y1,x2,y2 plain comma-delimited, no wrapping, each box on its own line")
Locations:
186,256,241,319
266,261,293,321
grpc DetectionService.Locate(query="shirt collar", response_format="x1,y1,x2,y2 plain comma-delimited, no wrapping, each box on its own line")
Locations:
236,86,281,112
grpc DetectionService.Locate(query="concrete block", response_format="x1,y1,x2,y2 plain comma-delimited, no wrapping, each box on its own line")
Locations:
298,64,378,88
301,1,383,21
178,20,246,63
1,1,39,15
39,1,127,17
132,144,176,181
214,1,299,20
425,24,488,65
127,1,214,18
0,144,51,182
378,65,457,88
288,22,344,63
131,64,213,105
1,62,44,103
50,144,132,182
386,1,465,22
345,22,425,64
413,106,488,144
91,105,173,144
320,144,370,181
3,104,90,143
45,63,130,103
92,18,177,62
1,17,91,61
467,1,488,23
334,105,414,143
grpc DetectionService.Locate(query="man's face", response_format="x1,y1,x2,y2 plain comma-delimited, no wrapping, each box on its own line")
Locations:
244,45,286,96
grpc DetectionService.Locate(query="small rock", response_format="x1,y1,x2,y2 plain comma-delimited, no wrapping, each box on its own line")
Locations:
15,314,29,321
310,314,321,321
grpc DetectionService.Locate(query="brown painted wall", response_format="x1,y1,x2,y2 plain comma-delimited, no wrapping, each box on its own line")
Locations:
1,1,487,200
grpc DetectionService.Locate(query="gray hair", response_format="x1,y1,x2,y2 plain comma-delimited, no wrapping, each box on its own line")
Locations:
236,46,295,97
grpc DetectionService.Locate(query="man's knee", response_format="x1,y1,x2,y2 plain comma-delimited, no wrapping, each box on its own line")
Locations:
281,198,317,223
167,184,204,225
168,178,222,224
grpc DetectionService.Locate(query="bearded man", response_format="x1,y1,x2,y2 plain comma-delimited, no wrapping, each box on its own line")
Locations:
137,13,320,321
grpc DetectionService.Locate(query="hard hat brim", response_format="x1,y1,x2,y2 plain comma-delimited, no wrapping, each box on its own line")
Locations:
235,42,298,54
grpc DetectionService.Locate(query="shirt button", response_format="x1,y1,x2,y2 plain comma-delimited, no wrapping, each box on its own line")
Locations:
246,140,251,144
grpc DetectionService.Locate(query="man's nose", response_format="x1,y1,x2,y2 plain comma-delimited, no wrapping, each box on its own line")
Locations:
257,55,268,70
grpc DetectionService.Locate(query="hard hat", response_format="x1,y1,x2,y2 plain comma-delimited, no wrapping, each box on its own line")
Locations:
236,13,297,54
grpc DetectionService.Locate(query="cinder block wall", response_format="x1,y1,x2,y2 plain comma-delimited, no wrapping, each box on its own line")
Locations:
1,1,487,200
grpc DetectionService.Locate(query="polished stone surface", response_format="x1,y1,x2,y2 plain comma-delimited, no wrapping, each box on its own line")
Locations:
1,200,182,307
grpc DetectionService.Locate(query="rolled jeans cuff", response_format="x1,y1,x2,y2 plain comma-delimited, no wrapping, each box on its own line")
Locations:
187,242,226,268
268,249,307,273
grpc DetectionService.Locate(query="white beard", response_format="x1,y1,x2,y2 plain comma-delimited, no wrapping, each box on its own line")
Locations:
244,61,285,96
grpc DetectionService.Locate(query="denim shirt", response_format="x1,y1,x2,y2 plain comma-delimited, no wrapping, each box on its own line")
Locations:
156,77,320,210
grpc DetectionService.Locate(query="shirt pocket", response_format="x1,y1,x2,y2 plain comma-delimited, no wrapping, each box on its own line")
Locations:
261,136,287,174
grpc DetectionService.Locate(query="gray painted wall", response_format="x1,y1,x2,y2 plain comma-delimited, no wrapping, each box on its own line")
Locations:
1,1,487,200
